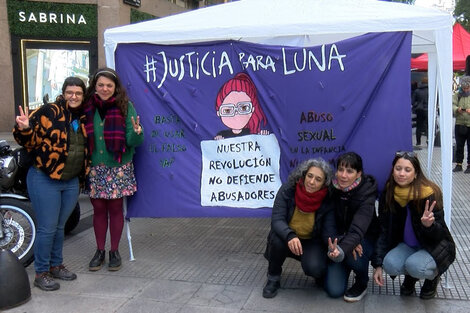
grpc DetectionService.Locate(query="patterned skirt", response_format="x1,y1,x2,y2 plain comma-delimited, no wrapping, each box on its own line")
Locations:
89,162,137,199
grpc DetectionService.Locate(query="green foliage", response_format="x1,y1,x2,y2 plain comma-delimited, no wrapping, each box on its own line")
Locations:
130,8,158,24
7,0,97,38
455,0,470,32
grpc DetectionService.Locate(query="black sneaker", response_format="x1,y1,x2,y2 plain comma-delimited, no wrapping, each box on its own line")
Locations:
34,272,60,291
465,167,470,174
420,276,440,300
262,279,280,298
453,164,463,172
315,275,325,288
50,264,77,281
344,282,367,302
400,275,418,296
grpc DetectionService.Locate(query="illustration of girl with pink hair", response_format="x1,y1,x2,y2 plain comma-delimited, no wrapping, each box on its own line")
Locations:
214,72,269,140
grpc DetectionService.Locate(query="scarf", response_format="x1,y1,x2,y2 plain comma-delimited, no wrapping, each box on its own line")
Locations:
332,176,362,192
84,94,126,162
393,185,434,207
294,179,328,213
460,90,470,98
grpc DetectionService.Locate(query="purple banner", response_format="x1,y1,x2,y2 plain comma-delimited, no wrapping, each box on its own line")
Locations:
114,32,412,217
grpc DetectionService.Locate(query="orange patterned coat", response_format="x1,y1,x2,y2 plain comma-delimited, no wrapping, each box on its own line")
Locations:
13,99,89,182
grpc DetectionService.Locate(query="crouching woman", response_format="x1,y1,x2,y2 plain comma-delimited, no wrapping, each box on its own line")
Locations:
263,158,335,298
372,151,456,299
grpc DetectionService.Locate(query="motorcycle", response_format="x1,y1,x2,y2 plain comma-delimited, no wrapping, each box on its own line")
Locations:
0,139,81,267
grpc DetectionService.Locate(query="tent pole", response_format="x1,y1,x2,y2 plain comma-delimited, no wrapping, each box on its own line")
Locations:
123,197,136,261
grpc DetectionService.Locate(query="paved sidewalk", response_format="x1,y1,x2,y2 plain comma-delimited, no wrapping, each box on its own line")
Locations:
2,132,470,312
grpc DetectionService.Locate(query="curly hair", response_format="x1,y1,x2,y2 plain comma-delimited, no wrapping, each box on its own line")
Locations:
287,158,333,189
85,67,129,117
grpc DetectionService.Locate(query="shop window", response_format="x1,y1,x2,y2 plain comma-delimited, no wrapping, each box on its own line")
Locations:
12,38,97,111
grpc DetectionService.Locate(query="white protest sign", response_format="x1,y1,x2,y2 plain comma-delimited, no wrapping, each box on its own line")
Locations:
200,134,281,208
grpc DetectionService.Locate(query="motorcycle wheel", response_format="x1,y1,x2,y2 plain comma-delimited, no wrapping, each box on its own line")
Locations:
64,202,80,235
0,198,36,267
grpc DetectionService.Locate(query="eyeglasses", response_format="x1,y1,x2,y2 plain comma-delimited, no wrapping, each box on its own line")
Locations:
64,90,84,97
218,102,253,117
395,151,416,158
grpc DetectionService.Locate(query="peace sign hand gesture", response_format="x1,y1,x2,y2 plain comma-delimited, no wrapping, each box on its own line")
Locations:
421,200,436,228
327,237,340,259
131,116,142,135
16,105,30,130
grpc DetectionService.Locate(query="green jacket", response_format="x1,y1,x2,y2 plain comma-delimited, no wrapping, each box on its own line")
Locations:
91,102,144,167
452,92,470,127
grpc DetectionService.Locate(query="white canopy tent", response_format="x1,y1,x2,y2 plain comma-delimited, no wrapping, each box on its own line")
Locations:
104,0,454,225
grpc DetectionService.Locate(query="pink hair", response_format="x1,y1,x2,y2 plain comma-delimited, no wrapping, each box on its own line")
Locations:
215,73,267,133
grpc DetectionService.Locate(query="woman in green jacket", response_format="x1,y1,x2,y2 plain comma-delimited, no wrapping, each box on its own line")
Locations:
452,76,470,173
84,67,144,271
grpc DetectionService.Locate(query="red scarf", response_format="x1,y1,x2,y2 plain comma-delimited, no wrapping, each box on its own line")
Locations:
294,179,328,213
84,94,126,162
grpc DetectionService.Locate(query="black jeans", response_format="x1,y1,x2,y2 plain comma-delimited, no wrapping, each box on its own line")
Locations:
265,233,327,279
454,124,470,164
415,110,427,145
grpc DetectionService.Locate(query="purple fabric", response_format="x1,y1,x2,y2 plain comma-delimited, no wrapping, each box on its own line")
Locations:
114,32,413,217
404,206,420,248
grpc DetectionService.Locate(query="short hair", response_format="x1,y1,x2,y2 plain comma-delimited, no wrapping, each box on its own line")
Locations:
336,152,363,173
287,158,333,188
460,76,470,88
61,76,86,94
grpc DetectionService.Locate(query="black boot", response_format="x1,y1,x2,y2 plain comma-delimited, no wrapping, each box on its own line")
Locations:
262,278,280,298
108,250,121,271
400,275,418,296
89,249,105,271
420,275,440,299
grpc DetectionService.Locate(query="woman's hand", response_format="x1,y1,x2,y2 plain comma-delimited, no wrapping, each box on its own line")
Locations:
352,244,363,260
421,200,436,228
288,237,303,256
131,116,142,135
327,237,340,258
16,105,30,130
373,267,384,286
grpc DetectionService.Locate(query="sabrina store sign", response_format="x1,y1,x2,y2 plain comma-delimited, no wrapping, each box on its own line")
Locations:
7,1,96,38
17,11,87,25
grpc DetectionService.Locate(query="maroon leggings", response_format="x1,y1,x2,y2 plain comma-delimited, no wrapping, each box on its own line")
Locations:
91,198,124,252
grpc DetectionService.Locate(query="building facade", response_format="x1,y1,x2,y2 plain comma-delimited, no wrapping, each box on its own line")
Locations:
0,0,202,131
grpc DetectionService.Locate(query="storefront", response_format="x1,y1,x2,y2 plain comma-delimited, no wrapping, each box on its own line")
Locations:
0,0,189,131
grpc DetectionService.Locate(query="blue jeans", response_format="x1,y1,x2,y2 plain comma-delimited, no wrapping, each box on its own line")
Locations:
27,167,79,273
325,238,374,298
382,242,438,280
